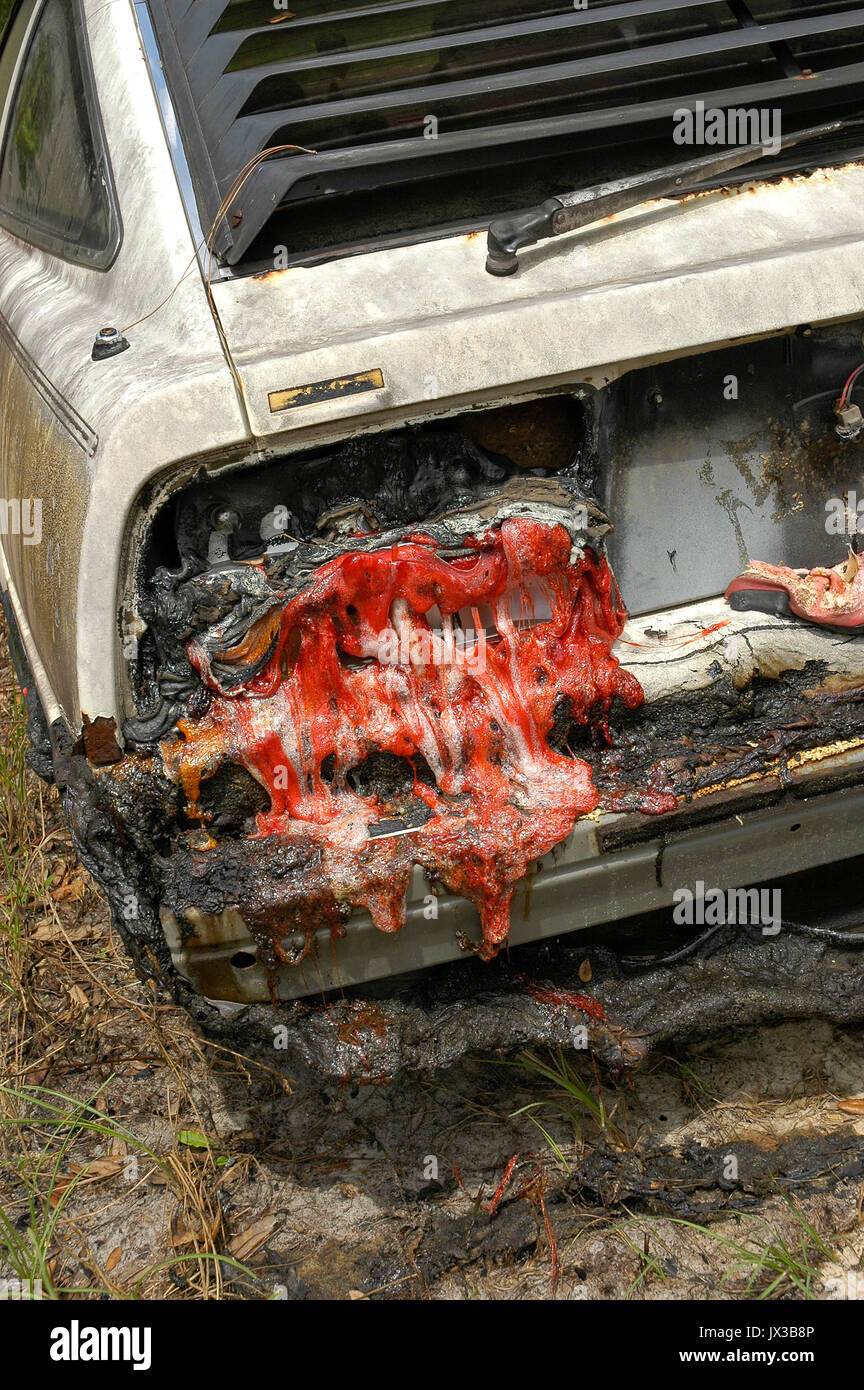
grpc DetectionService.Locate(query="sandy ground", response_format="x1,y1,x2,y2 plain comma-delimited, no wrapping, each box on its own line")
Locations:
1,617,863,1301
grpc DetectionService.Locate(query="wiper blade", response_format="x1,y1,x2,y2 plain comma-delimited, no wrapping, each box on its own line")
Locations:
485,119,852,276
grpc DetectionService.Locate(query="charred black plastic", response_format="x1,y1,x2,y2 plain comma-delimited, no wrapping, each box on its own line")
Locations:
125,416,590,748
147,0,864,266
726,588,793,620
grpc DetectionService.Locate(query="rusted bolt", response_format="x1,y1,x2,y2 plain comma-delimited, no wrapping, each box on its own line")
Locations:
92,326,130,361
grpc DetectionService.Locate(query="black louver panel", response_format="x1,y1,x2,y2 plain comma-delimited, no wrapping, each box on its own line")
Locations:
148,0,864,264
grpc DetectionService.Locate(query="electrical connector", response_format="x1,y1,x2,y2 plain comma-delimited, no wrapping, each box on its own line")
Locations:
834,399,864,441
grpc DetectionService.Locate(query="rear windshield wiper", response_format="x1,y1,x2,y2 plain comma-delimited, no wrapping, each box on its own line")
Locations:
485,119,852,276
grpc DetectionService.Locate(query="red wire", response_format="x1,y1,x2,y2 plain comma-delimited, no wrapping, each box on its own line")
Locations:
839,363,864,407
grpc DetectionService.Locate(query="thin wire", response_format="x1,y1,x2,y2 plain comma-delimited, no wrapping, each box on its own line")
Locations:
202,144,315,314
839,362,864,407
121,143,315,336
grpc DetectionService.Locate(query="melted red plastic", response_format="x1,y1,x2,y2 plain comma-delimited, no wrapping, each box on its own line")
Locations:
521,979,606,1024
163,519,674,960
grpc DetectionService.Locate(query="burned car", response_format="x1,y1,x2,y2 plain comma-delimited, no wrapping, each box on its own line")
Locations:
3,0,864,1079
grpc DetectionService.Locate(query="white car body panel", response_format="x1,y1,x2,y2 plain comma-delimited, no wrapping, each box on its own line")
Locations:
0,0,247,728
213,163,864,444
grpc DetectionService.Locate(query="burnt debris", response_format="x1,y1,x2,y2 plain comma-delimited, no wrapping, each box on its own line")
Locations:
154,481,647,964
39,705,864,1084
196,911,864,1084
112,414,657,986
128,428,600,746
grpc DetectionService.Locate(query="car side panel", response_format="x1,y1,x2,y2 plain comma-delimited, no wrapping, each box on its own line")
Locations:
0,0,249,729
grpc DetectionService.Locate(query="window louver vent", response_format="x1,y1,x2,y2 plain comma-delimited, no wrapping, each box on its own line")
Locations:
147,0,864,265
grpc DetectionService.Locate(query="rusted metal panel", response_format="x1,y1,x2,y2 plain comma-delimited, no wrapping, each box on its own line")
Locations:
269,368,385,414
81,713,123,766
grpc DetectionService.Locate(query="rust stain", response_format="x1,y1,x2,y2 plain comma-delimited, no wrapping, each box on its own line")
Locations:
268,368,385,413
458,396,582,472
252,267,290,282
81,714,123,767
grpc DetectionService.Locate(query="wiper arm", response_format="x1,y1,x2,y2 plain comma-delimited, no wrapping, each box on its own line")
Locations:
485,119,850,276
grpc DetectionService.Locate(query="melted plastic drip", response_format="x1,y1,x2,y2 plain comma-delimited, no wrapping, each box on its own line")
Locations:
161,519,674,962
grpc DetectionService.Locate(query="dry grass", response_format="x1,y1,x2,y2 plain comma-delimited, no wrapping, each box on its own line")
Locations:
0,615,270,1298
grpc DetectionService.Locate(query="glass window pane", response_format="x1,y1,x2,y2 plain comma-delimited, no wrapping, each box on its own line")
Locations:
0,0,111,256
0,1,37,123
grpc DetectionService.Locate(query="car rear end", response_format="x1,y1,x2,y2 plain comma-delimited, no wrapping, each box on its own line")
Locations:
4,0,864,1075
